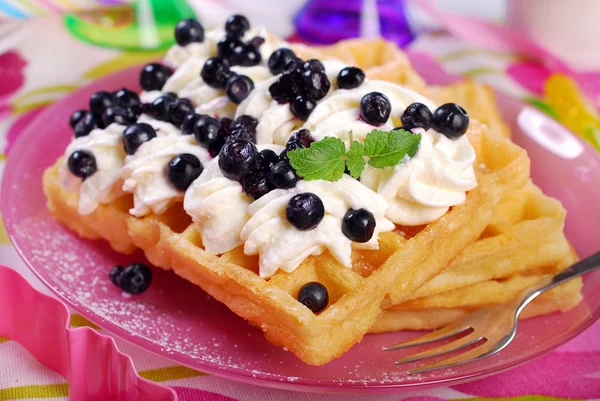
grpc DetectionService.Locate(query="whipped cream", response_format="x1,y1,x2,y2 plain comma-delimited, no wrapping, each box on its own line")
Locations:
121,135,211,217
241,175,395,277
59,124,127,215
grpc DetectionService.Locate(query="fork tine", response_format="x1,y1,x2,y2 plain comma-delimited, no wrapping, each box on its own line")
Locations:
395,332,484,365
383,322,472,351
408,340,496,374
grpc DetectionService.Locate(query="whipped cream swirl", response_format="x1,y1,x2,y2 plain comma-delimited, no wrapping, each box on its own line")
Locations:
121,135,211,217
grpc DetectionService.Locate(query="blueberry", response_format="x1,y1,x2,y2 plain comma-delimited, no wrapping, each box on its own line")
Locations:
433,103,469,139
194,115,220,146
119,263,152,294
359,92,391,126
201,57,232,88
164,92,178,99
302,59,325,72
219,117,234,136
337,66,365,89
74,113,99,138
67,150,97,180
290,95,316,121
267,161,299,189
401,102,433,131
140,63,173,91
300,69,330,101
342,208,376,243
297,282,329,313
225,74,254,104
102,106,138,126
109,266,123,287
258,149,280,172
208,134,226,158
113,88,141,109
286,193,324,230
147,95,176,122
268,48,297,75
169,97,195,126
225,14,250,37
69,109,87,129
123,123,157,155
89,91,114,117
279,149,289,162
286,129,313,152
174,19,204,46
181,113,201,136
229,115,258,142
241,170,272,200
218,138,259,181
167,153,203,191
230,43,261,67
217,36,243,60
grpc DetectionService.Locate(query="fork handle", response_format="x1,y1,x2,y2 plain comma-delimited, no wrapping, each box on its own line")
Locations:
516,251,600,316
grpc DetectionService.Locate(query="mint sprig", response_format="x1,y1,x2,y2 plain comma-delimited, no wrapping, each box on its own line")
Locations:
288,129,421,181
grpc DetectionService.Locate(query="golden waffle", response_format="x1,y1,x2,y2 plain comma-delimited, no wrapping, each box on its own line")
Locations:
44,39,530,365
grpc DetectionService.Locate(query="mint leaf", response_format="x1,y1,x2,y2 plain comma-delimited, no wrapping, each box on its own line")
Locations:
288,137,346,181
363,129,421,168
346,140,366,179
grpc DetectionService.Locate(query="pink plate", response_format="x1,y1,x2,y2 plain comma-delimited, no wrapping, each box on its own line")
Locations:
2,56,600,393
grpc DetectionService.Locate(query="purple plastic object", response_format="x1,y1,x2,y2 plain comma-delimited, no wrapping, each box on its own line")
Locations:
294,0,414,47
2,58,600,393
0,265,177,401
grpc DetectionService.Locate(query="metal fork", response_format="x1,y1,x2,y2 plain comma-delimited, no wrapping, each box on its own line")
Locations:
384,251,600,374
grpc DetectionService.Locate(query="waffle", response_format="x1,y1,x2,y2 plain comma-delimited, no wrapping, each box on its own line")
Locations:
44,39,531,365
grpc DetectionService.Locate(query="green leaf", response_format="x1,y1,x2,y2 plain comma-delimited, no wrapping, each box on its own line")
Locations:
346,140,366,179
288,137,347,181
363,128,421,168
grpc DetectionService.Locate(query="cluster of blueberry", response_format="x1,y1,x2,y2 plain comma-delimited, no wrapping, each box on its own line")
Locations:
399,101,469,139
69,88,142,138
109,263,153,295
267,48,366,121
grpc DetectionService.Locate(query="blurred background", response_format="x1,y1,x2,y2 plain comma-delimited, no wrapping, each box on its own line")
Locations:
0,0,598,161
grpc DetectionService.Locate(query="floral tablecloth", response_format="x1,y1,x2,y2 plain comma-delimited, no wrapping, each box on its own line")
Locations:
0,3,599,400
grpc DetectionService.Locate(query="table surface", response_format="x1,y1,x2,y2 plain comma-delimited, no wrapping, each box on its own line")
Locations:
0,4,599,400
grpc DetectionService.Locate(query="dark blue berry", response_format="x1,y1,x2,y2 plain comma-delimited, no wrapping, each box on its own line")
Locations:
286,129,313,152
109,266,123,287
164,92,178,99
258,149,279,172
123,123,157,155
337,66,365,89
433,103,469,139
74,113,99,138
279,149,289,162
298,282,329,313
267,161,299,189
69,109,87,129
169,97,194,126
217,36,243,60
342,208,375,243
119,263,152,294
102,106,139,126
113,88,141,109
229,115,258,142
167,153,203,191
269,71,302,104
181,113,201,136
241,170,272,200
208,134,226,158
201,57,232,88
300,69,330,101
68,150,97,180
290,95,316,121
148,95,176,122
194,115,220,146
218,138,259,181
401,102,433,131
230,43,261,67
225,74,254,104
359,92,391,126
140,63,173,91
268,48,297,75
302,59,325,72
175,19,204,46
225,14,250,37
286,192,324,230
89,91,113,117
